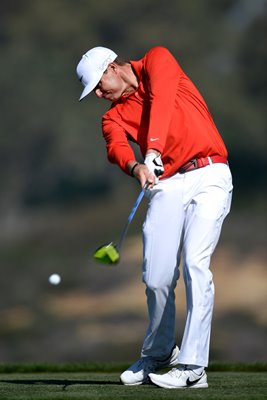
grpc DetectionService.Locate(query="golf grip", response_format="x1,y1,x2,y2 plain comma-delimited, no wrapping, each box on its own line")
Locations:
117,184,147,251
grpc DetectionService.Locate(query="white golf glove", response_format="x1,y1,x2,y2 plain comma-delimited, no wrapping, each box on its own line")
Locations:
144,153,164,184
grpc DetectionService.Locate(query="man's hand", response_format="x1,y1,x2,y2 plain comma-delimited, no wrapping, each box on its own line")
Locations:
144,153,164,184
127,151,164,189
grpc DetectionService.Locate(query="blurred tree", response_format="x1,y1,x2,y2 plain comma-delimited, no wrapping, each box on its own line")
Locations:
238,11,267,104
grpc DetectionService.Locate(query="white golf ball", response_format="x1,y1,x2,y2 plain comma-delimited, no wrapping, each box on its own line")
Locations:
48,273,61,285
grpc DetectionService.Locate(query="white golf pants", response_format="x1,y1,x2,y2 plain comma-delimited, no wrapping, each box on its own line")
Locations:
141,163,233,367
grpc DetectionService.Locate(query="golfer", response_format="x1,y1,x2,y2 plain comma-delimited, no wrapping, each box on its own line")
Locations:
76,46,233,389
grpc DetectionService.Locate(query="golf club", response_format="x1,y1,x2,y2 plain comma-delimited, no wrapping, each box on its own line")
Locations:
93,184,147,264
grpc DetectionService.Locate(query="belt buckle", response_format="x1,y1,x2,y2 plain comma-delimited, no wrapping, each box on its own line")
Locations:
179,158,197,174
190,159,198,168
186,159,198,171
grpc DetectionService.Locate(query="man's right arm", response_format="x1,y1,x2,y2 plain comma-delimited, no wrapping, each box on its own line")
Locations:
102,116,136,175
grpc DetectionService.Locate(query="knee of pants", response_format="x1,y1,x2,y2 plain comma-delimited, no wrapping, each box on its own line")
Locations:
143,270,179,292
183,263,214,292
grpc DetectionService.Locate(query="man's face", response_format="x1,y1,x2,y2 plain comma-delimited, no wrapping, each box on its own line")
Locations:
93,64,125,102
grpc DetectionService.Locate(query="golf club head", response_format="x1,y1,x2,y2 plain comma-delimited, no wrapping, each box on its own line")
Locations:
93,242,120,265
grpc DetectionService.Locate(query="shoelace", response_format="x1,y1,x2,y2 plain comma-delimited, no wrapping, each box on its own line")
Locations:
168,367,186,378
168,367,203,380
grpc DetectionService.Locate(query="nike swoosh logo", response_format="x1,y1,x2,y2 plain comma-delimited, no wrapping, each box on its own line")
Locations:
186,376,202,387
150,138,159,141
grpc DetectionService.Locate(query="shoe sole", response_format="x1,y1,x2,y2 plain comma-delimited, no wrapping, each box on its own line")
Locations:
149,377,208,389
190,382,208,389
120,378,149,386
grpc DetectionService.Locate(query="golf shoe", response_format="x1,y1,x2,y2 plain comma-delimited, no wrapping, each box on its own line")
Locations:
120,345,179,385
149,366,208,389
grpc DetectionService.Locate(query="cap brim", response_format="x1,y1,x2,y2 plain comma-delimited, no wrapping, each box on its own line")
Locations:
79,81,98,101
78,70,103,101
79,85,95,101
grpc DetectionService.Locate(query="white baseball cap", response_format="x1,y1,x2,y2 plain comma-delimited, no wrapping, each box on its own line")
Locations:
76,46,118,101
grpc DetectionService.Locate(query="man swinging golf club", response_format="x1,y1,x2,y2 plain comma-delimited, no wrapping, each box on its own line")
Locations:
76,46,233,389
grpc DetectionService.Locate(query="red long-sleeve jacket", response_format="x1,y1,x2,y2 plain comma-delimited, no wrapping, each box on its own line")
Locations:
102,46,227,178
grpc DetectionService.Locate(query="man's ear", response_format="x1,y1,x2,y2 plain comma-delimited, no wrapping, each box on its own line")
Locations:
108,63,118,73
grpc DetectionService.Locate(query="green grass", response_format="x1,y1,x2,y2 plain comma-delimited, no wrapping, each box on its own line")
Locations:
0,364,266,400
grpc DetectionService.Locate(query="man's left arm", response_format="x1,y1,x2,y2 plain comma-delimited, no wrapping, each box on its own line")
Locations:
144,47,181,154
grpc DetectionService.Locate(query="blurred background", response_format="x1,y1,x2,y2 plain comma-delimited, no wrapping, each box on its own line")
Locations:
0,0,266,364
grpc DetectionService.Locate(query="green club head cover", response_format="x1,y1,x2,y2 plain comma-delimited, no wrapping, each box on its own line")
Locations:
93,242,120,264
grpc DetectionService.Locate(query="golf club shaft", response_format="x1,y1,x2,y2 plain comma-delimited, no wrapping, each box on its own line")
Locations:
117,184,147,251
